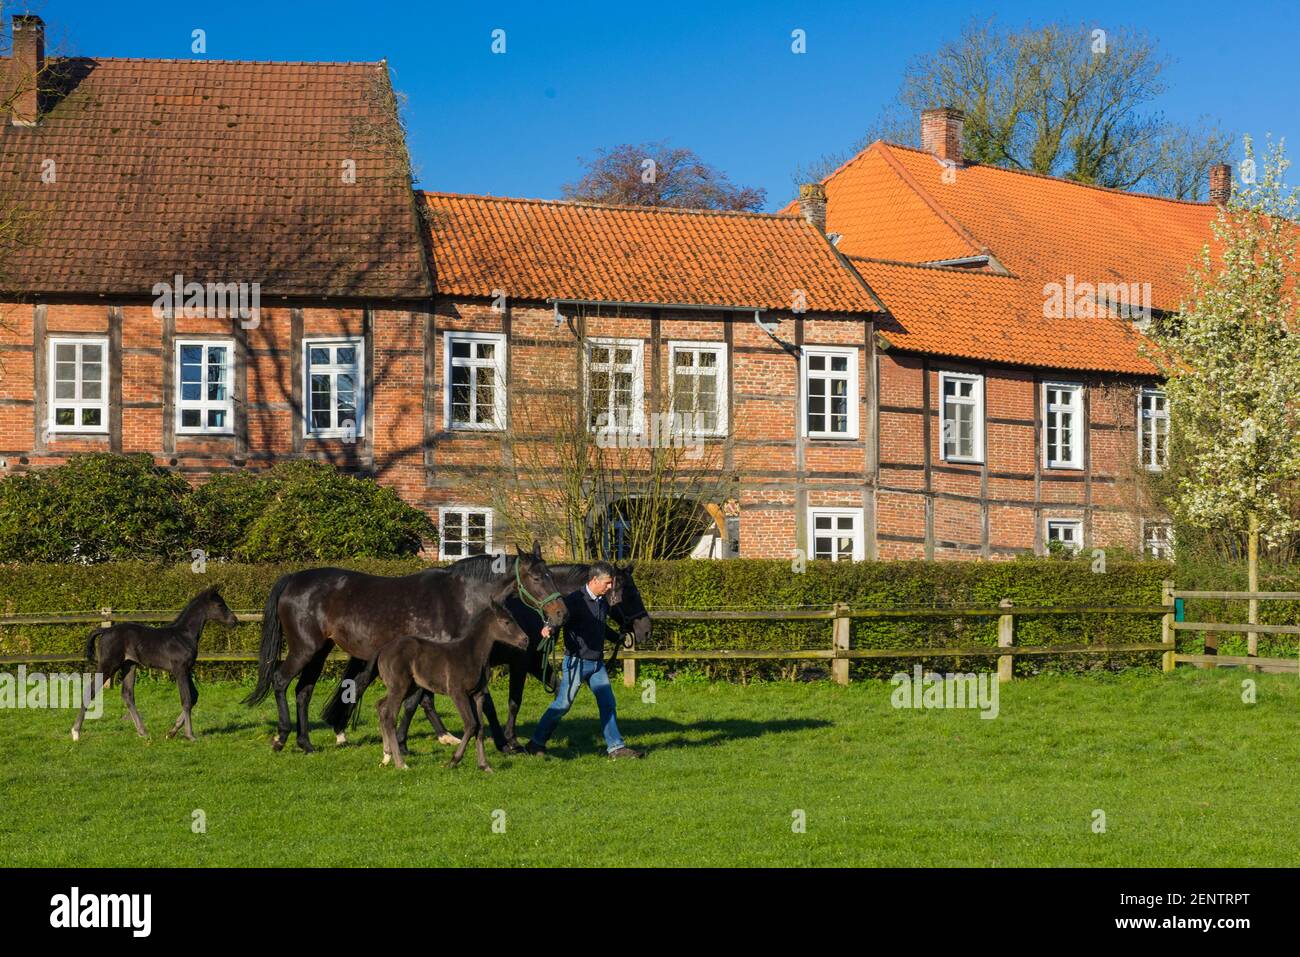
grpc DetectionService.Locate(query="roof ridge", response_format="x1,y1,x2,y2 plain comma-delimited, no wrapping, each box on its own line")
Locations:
35,55,385,67
882,140,1219,208
421,191,804,221
848,255,1018,278
874,143,988,256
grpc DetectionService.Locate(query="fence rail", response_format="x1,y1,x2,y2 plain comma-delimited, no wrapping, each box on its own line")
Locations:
1170,587,1300,674
0,597,1174,685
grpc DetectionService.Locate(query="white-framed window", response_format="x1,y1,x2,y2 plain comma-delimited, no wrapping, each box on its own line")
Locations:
1143,521,1174,560
1045,518,1083,554
802,346,859,439
47,336,109,433
939,371,984,462
438,507,493,560
585,337,644,433
1139,387,1168,471
304,337,364,438
444,331,507,430
808,507,864,561
175,339,234,434
668,340,727,436
1043,382,1084,468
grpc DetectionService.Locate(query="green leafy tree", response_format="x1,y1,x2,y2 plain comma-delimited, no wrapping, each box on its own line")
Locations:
1149,136,1300,657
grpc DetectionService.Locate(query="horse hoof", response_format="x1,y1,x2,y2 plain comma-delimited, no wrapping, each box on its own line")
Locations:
336,732,348,746
480,765,495,774
271,738,285,752
166,729,177,740
438,733,461,746
297,741,316,754
382,752,391,766
70,729,80,742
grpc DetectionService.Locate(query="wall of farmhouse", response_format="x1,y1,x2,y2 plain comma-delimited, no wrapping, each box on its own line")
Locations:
875,350,1163,559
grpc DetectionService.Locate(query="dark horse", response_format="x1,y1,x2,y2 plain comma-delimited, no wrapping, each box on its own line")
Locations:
72,587,240,742
321,558,652,755
245,546,566,753
372,601,531,773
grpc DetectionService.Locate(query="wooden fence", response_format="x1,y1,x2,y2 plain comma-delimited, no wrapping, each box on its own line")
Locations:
1171,586,1300,674
0,594,1176,687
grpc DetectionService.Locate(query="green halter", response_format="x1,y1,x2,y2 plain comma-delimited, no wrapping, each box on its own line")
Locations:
515,556,564,689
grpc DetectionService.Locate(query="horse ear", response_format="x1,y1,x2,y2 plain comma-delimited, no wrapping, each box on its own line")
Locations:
532,540,541,558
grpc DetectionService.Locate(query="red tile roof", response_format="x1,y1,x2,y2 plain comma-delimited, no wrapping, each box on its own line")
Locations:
0,57,431,299
422,192,877,314
783,140,1216,373
853,257,1158,374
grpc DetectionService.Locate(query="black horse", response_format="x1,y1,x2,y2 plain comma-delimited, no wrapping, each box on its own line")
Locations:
245,546,567,753
72,587,240,742
322,558,652,755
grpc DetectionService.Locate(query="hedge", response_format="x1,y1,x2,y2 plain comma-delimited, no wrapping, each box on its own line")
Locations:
0,557,1179,680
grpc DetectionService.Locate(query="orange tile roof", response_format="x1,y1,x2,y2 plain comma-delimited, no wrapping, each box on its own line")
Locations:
782,139,1219,373
422,192,877,314
0,57,431,299
852,257,1159,375
879,143,1217,310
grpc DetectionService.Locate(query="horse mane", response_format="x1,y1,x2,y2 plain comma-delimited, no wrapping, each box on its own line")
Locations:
445,552,509,583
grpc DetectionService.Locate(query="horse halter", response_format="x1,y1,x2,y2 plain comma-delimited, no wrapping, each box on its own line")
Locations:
514,557,563,616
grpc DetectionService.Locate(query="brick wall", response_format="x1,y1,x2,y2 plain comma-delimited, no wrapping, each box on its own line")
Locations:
0,296,1164,561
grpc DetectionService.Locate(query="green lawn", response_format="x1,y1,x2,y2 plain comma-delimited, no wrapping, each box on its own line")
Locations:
2,668,1297,866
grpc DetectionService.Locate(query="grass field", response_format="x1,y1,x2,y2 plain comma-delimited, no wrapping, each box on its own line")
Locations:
2,667,1297,866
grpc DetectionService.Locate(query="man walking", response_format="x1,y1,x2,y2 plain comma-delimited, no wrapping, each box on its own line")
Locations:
526,561,644,759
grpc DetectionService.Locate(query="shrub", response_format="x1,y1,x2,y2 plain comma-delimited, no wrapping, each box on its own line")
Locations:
235,461,435,561
186,470,278,561
0,453,191,563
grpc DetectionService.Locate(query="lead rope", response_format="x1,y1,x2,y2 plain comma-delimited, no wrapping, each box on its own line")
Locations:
516,557,563,689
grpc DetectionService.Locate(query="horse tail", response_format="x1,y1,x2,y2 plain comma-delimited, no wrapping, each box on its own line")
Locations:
243,575,291,706
84,627,108,662
321,656,369,731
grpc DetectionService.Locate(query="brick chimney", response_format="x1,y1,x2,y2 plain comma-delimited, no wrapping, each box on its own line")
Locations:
921,107,964,164
8,14,45,126
798,183,827,233
1209,163,1232,205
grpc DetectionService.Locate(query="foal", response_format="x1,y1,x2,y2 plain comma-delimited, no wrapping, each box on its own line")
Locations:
71,587,240,742
372,602,529,773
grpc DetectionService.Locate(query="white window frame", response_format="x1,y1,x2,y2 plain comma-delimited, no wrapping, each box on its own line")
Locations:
1045,518,1084,554
438,506,494,560
47,336,110,434
303,337,365,439
1138,387,1168,472
585,337,645,434
175,338,235,435
667,340,728,437
443,331,508,431
1042,381,1084,469
938,371,984,463
807,507,865,562
801,345,859,440
1143,520,1174,560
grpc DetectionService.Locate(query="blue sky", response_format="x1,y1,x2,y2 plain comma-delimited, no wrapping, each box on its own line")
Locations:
27,0,1300,209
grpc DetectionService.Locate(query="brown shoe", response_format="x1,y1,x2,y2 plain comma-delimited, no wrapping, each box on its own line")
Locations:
608,745,644,760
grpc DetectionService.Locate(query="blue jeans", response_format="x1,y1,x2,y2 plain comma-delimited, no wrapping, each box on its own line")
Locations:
530,654,625,752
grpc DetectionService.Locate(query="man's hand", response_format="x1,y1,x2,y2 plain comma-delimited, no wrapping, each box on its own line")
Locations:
541,625,553,639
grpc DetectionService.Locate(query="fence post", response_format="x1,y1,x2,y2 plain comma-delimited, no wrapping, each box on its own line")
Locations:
832,602,850,686
997,599,1014,683
100,606,112,631
1161,579,1175,673
622,631,637,689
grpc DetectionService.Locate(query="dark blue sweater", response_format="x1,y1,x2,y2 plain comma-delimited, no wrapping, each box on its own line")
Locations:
561,586,610,661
